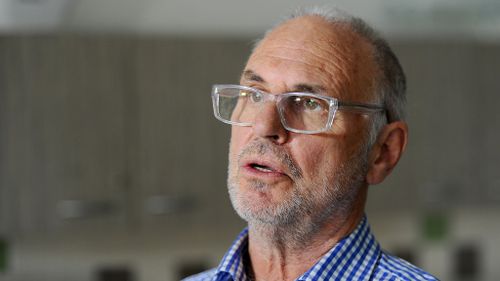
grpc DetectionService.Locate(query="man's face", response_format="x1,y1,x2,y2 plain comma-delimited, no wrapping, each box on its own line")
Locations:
227,16,379,227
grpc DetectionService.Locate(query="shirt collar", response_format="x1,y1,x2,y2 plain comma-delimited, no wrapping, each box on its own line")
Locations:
299,216,381,281
214,216,380,281
215,228,250,281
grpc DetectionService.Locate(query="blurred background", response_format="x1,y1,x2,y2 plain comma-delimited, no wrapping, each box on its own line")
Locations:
0,0,499,280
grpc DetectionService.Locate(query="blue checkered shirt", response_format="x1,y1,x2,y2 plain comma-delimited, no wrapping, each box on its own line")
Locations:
183,217,438,281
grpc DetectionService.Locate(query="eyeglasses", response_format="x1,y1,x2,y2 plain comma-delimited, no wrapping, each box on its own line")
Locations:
211,84,385,134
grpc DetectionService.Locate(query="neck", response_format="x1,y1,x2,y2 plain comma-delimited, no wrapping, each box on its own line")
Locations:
246,204,365,281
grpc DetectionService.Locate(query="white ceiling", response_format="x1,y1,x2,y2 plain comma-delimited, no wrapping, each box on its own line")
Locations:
1,0,500,40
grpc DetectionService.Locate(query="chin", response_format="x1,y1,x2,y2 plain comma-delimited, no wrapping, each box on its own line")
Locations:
229,183,275,221
229,185,302,227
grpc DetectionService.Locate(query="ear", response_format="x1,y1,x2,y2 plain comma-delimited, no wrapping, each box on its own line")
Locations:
366,121,408,185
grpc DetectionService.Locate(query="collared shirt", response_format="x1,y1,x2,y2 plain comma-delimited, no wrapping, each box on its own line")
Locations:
183,217,439,281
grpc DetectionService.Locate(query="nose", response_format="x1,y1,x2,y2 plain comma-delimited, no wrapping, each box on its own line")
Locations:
253,102,288,144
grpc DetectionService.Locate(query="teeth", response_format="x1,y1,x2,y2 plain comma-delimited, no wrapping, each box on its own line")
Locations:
254,165,273,172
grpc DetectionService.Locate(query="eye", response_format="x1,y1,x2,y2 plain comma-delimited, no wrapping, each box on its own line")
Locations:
304,98,321,111
249,91,263,103
293,96,323,112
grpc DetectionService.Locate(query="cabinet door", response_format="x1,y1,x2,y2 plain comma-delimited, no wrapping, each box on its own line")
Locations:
133,39,249,231
367,42,500,211
0,37,133,236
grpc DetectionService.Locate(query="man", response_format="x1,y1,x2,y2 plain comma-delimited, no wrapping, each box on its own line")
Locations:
186,7,438,281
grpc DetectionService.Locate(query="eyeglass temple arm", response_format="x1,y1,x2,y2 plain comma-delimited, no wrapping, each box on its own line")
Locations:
337,101,385,113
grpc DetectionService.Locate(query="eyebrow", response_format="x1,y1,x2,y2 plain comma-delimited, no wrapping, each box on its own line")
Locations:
292,84,327,94
241,69,327,95
242,69,265,83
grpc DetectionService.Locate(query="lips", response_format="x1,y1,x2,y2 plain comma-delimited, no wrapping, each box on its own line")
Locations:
241,158,288,178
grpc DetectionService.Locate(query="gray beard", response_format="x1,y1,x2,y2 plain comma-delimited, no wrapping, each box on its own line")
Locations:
227,139,369,246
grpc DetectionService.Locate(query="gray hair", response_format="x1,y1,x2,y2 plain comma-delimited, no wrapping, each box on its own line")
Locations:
256,7,407,148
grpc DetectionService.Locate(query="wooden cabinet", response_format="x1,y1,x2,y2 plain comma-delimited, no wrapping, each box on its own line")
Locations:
0,38,134,235
1,36,498,238
367,42,500,211
132,40,247,230
0,37,248,237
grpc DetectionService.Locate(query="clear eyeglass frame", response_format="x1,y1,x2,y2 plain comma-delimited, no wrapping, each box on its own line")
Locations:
211,84,385,135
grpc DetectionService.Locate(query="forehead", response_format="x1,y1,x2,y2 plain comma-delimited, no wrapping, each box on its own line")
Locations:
244,16,377,101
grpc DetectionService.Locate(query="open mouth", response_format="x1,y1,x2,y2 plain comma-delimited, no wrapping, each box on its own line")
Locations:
250,163,274,173
241,160,290,180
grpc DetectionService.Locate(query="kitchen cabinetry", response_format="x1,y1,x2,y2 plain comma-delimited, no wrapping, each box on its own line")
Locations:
0,37,248,237
367,42,500,211
132,40,246,230
0,38,135,235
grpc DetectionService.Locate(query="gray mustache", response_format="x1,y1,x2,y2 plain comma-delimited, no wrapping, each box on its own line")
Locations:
237,140,303,179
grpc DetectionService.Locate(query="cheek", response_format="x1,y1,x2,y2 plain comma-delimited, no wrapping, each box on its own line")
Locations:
291,135,356,180
291,141,337,178
229,127,251,162
329,118,370,157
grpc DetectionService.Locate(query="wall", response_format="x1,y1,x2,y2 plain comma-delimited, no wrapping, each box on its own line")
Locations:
0,36,499,281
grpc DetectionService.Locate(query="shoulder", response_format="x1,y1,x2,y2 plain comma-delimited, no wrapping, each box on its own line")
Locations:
373,252,440,281
181,268,217,281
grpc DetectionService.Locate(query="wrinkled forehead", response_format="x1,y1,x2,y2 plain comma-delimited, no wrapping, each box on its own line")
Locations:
246,16,378,102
